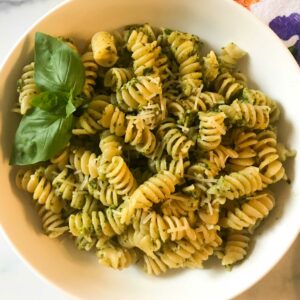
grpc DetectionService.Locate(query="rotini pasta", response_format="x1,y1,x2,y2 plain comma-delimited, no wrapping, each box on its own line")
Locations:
72,95,109,135
198,112,226,150
156,119,195,160
208,166,263,200
97,244,137,270
116,76,162,111
220,100,270,130
17,62,39,115
254,130,285,184
214,72,244,101
81,48,99,99
221,230,250,266
91,31,119,67
104,67,134,91
105,156,137,196
16,168,63,213
167,31,202,96
220,191,275,230
219,43,246,71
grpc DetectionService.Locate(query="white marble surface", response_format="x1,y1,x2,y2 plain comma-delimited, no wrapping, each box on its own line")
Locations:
0,0,299,299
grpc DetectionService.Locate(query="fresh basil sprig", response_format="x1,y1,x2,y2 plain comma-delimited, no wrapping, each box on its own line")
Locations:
10,32,85,165
11,108,73,165
34,32,85,95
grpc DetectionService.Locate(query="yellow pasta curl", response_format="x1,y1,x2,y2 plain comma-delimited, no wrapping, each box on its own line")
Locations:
221,231,250,266
97,244,137,270
220,100,270,130
17,62,39,115
105,156,137,196
72,95,109,135
214,72,244,101
254,130,285,184
52,168,76,201
69,209,126,239
219,43,246,71
157,119,195,160
148,155,190,179
120,171,178,225
124,118,157,155
99,104,127,136
81,49,99,99
220,192,275,230
198,112,226,150
228,130,257,172
69,148,100,178
16,168,63,213
133,210,197,243
104,67,134,91
35,202,68,238
208,166,263,200
168,31,202,96
116,76,162,112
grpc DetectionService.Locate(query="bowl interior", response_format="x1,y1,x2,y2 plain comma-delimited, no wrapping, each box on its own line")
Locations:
1,0,300,299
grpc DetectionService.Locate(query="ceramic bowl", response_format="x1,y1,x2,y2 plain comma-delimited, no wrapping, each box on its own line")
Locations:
1,0,300,299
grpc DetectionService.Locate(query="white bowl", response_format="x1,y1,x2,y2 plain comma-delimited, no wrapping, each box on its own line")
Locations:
1,0,300,299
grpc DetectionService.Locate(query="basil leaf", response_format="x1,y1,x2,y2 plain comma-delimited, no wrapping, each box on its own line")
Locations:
10,107,73,165
66,94,76,116
31,91,69,113
34,32,85,95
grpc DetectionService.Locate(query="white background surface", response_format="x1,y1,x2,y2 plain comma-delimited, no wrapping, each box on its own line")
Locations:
0,0,299,299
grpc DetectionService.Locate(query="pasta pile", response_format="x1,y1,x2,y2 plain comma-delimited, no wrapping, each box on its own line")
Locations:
15,24,295,275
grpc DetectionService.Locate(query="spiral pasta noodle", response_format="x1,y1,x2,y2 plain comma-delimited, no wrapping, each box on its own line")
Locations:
99,104,127,136
81,49,99,99
104,68,134,91
242,88,280,123
254,130,285,184
131,39,161,76
208,166,263,200
118,227,162,256
97,244,138,270
228,130,257,172
116,76,162,111
203,51,219,85
72,95,109,135
105,156,137,196
50,146,70,170
198,112,226,150
91,31,119,67
87,179,120,207
69,148,100,178
168,92,225,125
221,231,250,266
120,171,178,225
219,42,246,71
52,168,76,201
220,100,270,130
157,119,195,160
167,31,202,96
16,168,63,213
124,118,156,156
214,72,244,101
17,62,39,115
220,192,275,230
35,202,68,238
133,210,197,243
69,209,126,239
160,193,199,217
148,155,190,179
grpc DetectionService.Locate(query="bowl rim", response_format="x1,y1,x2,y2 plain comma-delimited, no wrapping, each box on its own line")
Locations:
0,0,300,299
